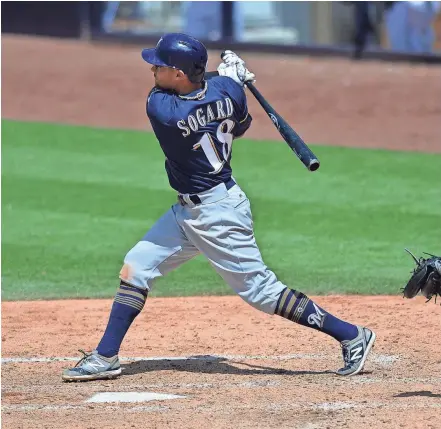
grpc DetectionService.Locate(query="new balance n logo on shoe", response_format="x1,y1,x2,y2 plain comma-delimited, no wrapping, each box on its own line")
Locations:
350,346,363,361
87,359,107,371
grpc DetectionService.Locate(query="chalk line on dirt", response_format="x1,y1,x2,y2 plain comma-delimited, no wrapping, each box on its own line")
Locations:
1,404,170,412
2,401,441,413
1,353,399,366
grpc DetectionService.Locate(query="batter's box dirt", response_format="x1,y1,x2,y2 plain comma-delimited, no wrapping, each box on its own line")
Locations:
2,296,440,429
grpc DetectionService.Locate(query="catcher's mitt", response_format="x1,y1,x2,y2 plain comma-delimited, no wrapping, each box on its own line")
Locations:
402,248,441,303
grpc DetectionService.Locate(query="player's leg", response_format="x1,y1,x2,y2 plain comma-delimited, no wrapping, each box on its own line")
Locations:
62,206,199,381
272,289,375,376
180,184,375,376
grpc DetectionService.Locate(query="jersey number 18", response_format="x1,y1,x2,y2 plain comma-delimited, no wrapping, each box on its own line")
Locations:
193,119,235,174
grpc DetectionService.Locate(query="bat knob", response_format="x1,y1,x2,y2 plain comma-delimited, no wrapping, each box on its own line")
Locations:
308,159,320,172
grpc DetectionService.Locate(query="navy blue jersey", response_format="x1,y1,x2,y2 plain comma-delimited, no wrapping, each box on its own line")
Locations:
147,76,252,194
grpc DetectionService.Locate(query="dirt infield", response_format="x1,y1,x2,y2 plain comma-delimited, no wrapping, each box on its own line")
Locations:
2,297,441,429
1,35,441,428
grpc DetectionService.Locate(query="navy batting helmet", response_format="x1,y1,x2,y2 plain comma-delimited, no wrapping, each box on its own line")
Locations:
142,33,208,83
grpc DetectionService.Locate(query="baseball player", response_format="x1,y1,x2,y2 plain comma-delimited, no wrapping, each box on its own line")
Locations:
62,33,376,382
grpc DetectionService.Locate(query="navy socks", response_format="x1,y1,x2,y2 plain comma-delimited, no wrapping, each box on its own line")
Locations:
275,288,358,342
97,284,357,358
97,280,148,357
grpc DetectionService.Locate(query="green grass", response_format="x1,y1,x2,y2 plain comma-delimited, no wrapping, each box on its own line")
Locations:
2,119,440,300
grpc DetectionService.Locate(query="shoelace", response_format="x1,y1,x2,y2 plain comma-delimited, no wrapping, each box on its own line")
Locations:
341,345,351,365
73,349,92,368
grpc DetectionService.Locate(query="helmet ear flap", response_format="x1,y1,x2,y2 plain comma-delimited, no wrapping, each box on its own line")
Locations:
189,63,205,83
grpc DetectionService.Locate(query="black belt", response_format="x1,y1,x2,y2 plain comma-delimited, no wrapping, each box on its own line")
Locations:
178,178,236,206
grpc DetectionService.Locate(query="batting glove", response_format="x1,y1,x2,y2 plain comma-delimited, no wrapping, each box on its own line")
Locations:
217,62,255,87
222,50,245,66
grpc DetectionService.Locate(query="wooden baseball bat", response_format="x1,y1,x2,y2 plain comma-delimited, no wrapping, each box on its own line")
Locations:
218,53,320,172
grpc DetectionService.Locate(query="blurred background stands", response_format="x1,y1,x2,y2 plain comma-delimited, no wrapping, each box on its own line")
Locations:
2,1,441,61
